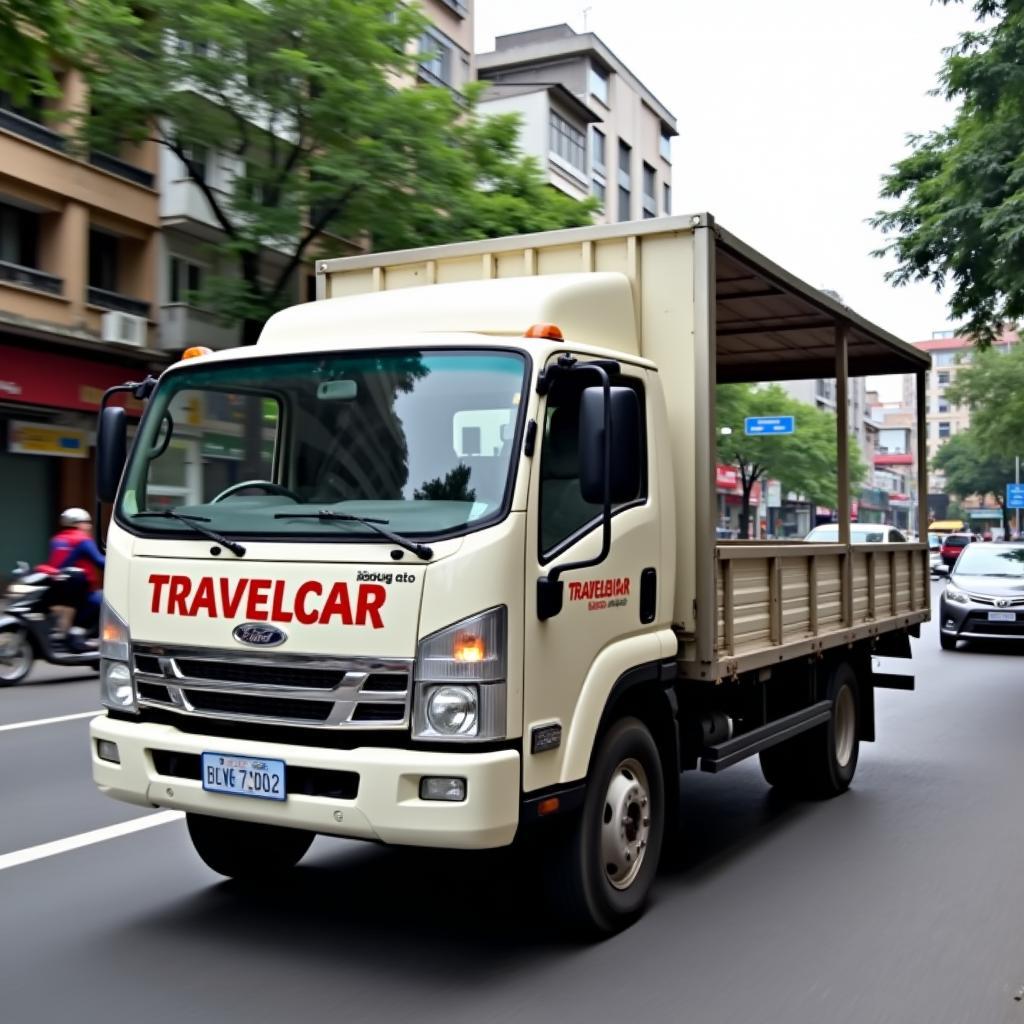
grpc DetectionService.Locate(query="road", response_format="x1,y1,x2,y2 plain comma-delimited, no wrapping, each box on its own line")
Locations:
2,587,1023,1024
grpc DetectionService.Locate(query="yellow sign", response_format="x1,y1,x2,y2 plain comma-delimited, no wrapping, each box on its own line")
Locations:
8,421,89,459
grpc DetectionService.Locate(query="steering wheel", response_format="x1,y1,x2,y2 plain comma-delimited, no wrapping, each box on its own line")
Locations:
210,480,303,504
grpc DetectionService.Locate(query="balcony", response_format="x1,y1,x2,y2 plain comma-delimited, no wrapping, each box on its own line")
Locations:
159,303,239,351
0,107,65,152
436,0,468,16
88,286,150,318
89,151,154,189
0,260,62,296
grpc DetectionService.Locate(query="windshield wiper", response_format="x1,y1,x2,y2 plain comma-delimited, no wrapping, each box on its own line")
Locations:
274,509,433,560
134,509,246,557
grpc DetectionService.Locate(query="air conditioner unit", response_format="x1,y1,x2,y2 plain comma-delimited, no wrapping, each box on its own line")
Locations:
101,310,148,347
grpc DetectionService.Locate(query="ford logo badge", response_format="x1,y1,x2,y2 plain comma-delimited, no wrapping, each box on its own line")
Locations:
233,623,287,648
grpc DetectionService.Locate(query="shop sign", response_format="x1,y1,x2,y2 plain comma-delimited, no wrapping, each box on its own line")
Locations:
0,345,146,414
716,464,739,489
8,420,89,459
766,480,782,508
201,433,245,460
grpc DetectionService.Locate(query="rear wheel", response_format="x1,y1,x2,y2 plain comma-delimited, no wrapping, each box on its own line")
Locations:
0,626,33,685
547,717,665,937
186,813,314,880
759,661,860,798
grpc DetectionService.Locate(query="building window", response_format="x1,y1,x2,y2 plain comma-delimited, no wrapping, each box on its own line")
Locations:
663,182,671,215
592,179,606,208
88,229,119,293
659,127,672,162
169,257,203,304
589,63,609,106
419,27,457,87
642,162,656,217
549,111,586,172
592,127,606,173
938,421,951,439
937,370,950,385
0,201,40,268
933,351,955,367
180,141,209,183
937,397,950,413
617,141,632,221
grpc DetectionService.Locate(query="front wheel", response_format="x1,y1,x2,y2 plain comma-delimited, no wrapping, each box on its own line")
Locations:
186,813,314,880
0,626,33,685
547,717,665,937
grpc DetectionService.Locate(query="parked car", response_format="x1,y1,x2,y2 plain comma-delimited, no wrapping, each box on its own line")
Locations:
928,533,943,576
940,532,976,569
803,524,907,543
939,542,1024,649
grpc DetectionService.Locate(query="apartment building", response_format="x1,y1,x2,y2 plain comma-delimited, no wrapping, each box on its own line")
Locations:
476,25,677,222
901,329,1020,494
0,72,161,570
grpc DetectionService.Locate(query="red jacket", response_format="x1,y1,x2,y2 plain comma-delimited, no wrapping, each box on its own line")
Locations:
47,528,105,591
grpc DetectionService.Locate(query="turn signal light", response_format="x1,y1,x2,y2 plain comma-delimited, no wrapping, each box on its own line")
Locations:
537,797,560,817
182,345,212,360
524,323,564,341
452,631,485,663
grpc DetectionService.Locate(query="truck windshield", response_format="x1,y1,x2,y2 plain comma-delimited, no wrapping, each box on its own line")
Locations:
118,349,527,541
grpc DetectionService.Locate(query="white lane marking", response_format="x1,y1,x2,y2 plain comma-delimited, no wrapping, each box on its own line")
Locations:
0,711,97,733
0,811,183,872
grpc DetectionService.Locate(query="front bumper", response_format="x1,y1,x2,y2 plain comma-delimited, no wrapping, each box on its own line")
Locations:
90,715,520,850
939,598,1024,641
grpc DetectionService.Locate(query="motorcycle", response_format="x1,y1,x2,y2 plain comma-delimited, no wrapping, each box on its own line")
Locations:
0,563,100,684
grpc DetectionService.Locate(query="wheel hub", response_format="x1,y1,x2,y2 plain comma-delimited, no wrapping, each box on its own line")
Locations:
834,683,856,768
600,758,651,891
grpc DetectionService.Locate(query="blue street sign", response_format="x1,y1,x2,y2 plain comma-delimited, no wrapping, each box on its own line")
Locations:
744,415,795,436
1007,483,1024,509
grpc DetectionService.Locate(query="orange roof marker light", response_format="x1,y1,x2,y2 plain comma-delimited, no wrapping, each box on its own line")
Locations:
182,346,212,360
524,323,563,341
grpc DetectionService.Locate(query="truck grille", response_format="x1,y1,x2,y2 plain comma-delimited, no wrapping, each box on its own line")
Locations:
132,643,412,730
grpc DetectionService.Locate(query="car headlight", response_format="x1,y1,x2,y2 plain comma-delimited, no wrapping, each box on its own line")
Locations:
412,607,506,741
99,601,136,712
945,584,969,605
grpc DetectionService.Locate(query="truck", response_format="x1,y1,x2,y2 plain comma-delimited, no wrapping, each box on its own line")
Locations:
90,214,931,935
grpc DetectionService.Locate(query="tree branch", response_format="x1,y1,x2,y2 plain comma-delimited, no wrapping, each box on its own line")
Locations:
159,126,238,241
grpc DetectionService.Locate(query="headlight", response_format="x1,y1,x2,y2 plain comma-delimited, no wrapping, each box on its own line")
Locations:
6,583,43,596
99,601,136,712
945,584,969,605
413,607,506,741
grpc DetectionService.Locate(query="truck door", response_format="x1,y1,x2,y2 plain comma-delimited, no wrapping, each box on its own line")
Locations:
522,360,661,794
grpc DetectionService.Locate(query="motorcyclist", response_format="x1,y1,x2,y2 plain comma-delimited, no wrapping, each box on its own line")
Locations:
47,508,104,637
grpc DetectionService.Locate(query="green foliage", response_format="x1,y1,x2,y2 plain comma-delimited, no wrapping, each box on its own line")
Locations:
872,0,1024,344
0,0,70,104
946,343,1024,453
75,0,597,337
716,383,867,536
414,464,476,502
932,428,1012,522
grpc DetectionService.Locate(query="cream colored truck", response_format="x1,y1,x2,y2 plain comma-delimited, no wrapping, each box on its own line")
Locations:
90,214,930,934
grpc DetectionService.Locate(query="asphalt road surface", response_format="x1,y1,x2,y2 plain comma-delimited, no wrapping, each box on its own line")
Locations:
3,584,1024,1024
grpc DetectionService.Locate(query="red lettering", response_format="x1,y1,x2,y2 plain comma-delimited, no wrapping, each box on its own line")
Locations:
189,577,217,617
294,581,322,625
270,580,293,622
219,578,248,618
355,584,386,629
245,579,272,621
168,575,191,616
149,573,170,613
319,582,353,625
568,581,582,601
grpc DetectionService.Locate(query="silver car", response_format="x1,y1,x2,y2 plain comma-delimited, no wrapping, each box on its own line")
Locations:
938,542,1024,650
803,524,907,544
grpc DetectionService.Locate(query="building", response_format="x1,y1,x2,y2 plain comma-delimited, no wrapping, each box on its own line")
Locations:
476,25,677,221
0,73,162,572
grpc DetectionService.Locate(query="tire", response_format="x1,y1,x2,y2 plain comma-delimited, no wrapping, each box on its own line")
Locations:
0,626,33,685
186,813,314,881
940,633,957,651
759,661,860,799
547,717,665,937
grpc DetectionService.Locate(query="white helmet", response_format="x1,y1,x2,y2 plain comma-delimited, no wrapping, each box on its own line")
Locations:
60,507,92,528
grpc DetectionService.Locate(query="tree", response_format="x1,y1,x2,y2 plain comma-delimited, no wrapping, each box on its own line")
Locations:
872,0,1024,345
932,428,1013,534
0,0,70,105
76,0,596,346
716,384,868,538
946,342,1024,454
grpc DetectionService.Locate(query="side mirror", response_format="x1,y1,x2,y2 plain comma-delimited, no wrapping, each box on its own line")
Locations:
96,405,127,504
578,386,641,505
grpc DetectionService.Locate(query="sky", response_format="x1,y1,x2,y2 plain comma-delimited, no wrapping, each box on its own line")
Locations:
474,0,983,398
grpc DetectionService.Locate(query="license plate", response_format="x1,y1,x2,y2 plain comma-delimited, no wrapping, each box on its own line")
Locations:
201,752,286,801
988,611,1016,623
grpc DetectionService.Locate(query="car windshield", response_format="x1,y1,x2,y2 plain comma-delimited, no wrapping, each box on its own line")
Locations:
805,525,887,543
953,545,1024,577
945,536,970,547
118,349,528,540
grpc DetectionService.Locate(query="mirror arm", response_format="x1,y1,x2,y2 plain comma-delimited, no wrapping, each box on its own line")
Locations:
537,363,613,621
